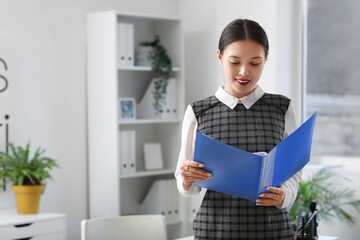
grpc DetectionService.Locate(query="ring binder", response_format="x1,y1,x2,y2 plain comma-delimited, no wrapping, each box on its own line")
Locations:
194,111,318,201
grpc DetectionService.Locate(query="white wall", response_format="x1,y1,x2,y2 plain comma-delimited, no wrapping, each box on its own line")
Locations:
1,0,357,239
180,0,292,107
178,0,218,105
180,1,360,239
0,4,88,240
180,0,304,117
0,0,179,239
276,0,303,120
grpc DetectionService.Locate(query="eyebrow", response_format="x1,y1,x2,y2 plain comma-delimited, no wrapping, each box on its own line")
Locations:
228,55,263,59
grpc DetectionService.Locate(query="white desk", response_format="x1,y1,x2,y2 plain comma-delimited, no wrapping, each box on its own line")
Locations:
317,237,338,240
174,235,338,240
0,209,66,240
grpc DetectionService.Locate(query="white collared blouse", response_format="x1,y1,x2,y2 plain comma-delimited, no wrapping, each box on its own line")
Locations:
174,85,302,209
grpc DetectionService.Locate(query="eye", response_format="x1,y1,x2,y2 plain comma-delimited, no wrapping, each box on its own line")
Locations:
230,62,240,65
250,62,261,66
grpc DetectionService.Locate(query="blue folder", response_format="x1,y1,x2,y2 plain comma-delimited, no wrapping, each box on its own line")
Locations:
194,111,317,202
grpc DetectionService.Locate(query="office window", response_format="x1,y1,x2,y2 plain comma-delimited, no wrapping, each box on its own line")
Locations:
305,0,360,157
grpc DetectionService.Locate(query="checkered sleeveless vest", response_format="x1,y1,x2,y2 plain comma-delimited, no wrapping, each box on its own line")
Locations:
191,93,295,239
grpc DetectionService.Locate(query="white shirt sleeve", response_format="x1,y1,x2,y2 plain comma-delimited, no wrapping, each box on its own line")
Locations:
174,104,202,197
276,100,302,209
175,101,302,206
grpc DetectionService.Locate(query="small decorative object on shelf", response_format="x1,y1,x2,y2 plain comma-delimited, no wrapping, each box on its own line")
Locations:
135,46,152,66
119,97,136,120
0,142,60,214
143,142,163,170
139,35,174,116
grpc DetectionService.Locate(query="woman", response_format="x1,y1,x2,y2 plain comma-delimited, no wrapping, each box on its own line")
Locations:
175,19,301,239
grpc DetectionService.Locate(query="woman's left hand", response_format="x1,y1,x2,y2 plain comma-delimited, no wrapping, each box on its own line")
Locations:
256,186,285,206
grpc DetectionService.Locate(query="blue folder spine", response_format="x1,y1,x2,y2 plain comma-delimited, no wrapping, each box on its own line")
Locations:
258,155,267,196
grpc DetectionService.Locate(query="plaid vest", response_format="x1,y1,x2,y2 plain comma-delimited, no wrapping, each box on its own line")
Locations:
191,93,295,239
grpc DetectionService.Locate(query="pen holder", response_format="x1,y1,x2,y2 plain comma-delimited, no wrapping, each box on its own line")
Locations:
296,201,318,240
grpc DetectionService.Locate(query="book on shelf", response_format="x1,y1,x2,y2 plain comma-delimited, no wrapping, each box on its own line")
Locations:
137,78,177,119
194,111,318,202
165,78,177,119
117,22,134,66
117,23,126,66
119,130,136,175
125,23,134,66
138,179,180,222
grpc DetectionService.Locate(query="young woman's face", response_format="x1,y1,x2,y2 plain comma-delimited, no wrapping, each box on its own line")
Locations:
217,39,267,98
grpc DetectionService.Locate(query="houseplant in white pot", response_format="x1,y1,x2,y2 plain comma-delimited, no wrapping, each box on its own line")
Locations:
139,35,174,116
0,142,59,214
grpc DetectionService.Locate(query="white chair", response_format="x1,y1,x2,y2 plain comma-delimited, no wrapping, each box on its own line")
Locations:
81,215,167,240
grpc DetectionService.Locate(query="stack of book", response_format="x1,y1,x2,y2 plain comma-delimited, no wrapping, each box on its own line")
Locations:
138,179,180,223
117,22,134,67
118,130,136,175
137,78,177,119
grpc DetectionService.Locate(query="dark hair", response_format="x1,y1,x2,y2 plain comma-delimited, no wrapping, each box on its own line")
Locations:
218,19,269,59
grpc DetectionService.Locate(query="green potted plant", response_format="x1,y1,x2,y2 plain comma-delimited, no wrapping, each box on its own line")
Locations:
289,166,360,230
0,142,59,214
139,35,174,116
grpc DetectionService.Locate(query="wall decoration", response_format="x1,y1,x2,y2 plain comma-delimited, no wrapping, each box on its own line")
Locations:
0,58,8,93
118,98,136,120
0,115,10,153
0,58,9,191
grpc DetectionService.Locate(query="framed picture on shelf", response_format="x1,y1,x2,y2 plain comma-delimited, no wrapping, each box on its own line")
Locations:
143,142,164,170
119,98,136,120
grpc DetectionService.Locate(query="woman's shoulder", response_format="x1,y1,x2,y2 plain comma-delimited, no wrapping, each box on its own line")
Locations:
260,93,291,114
262,92,290,102
191,95,218,107
190,95,219,115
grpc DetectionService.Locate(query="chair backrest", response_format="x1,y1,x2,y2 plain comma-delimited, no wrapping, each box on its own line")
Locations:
81,215,167,240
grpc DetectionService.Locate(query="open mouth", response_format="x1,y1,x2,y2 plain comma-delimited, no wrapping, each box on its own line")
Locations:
235,78,251,86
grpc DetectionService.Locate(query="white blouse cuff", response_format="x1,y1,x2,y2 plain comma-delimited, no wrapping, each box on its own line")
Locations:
176,175,201,197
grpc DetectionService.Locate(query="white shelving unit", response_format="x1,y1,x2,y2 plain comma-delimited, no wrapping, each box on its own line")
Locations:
118,66,180,72
86,11,186,239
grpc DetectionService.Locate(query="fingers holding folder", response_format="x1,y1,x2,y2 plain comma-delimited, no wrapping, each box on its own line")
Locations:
180,160,212,191
256,186,285,206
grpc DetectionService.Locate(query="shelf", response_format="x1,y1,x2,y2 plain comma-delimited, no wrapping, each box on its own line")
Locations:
120,169,175,179
119,118,180,125
116,11,181,21
118,66,180,72
87,13,184,239
166,219,182,225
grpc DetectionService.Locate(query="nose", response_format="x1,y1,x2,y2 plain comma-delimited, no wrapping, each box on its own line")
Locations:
238,65,250,76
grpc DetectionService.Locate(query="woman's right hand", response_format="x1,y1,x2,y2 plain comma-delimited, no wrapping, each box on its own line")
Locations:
180,160,212,191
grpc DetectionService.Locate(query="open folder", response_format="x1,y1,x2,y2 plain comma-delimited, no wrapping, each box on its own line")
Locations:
194,111,317,202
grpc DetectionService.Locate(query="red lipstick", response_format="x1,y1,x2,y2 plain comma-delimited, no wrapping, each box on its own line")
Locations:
235,78,251,86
